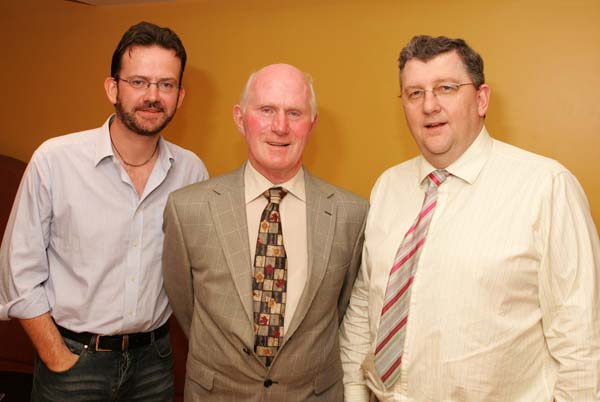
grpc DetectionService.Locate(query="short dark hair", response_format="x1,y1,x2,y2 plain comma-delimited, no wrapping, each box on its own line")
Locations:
111,21,187,83
399,35,485,88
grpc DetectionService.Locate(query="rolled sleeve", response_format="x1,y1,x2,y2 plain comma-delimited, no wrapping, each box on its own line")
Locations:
0,151,53,320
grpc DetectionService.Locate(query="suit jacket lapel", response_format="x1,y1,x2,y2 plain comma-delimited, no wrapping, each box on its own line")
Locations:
284,170,336,341
209,165,255,329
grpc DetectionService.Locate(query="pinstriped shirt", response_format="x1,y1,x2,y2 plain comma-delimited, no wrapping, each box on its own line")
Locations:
340,128,600,402
0,116,208,334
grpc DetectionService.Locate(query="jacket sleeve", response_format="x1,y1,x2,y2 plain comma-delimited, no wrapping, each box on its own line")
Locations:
162,194,195,337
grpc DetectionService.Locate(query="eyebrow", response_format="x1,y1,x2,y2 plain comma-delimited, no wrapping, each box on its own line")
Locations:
127,74,178,81
404,77,464,88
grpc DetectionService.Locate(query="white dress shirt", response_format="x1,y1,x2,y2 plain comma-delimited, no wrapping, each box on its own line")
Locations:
244,162,307,334
0,116,209,334
340,127,600,402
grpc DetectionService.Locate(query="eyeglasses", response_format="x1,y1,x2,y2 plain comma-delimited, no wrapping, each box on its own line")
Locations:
115,76,180,94
400,82,475,103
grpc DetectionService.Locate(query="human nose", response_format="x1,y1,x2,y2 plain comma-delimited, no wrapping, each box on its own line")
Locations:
422,90,441,114
143,83,161,100
271,111,289,134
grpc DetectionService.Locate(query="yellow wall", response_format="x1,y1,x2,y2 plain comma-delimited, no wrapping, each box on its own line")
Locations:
1,0,599,228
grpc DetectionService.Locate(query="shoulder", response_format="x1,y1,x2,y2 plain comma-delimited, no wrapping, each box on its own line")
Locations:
490,139,567,176
169,169,241,204
475,139,594,224
307,173,368,211
26,127,102,179
33,127,99,161
488,139,577,197
370,157,420,198
162,139,209,179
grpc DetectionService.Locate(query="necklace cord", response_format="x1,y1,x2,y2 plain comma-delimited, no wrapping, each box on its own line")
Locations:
110,134,159,167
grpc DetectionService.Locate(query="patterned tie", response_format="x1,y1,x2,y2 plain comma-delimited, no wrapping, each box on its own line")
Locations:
374,169,450,387
252,187,288,366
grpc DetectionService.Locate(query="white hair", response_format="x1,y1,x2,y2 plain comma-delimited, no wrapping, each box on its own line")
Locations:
239,68,318,121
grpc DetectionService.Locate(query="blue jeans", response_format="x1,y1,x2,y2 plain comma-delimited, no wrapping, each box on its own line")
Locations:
31,333,174,402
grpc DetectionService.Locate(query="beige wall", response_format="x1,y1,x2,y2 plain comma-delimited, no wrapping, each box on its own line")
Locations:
1,0,598,227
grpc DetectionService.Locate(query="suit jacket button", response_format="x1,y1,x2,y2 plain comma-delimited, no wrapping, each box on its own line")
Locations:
264,379,273,388
243,347,250,354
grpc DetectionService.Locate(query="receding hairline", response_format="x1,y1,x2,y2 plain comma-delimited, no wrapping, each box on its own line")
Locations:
238,65,318,120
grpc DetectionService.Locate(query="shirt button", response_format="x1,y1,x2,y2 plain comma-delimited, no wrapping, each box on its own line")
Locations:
132,240,139,247
263,379,273,388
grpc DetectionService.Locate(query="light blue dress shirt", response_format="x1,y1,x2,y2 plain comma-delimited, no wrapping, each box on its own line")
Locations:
0,116,208,334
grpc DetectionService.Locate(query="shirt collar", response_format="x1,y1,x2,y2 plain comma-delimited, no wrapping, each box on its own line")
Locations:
94,115,116,166
417,126,492,185
156,136,174,171
94,114,173,169
244,162,306,204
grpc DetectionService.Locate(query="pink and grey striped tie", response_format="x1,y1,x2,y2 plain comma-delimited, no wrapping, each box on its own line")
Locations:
374,169,450,387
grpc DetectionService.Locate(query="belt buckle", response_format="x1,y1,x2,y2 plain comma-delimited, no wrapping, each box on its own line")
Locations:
95,335,112,352
95,334,129,351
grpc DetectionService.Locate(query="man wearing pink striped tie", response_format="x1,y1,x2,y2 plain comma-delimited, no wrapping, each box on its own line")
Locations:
340,35,600,402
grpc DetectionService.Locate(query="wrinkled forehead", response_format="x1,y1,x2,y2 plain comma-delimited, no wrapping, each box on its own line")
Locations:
248,72,311,108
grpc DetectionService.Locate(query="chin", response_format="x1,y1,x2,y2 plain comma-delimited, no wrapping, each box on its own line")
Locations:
423,136,451,149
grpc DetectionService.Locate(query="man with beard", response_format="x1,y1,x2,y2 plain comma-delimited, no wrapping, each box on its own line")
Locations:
0,22,208,401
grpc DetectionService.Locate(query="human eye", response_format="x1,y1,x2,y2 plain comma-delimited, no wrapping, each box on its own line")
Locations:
159,80,177,92
260,106,274,114
406,89,424,100
435,84,458,95
130,78,148,88
287,110,302,119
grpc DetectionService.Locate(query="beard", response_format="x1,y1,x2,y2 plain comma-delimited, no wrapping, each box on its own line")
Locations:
114,95,178,137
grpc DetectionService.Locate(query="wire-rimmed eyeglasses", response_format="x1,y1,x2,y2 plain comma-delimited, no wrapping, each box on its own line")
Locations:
400,82,475,103
115,76,180,94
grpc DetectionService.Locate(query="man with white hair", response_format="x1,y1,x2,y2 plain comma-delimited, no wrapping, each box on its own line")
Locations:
162,63,368,401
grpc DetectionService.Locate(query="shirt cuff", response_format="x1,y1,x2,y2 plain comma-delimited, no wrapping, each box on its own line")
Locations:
0,304,9,320
5,287,51,320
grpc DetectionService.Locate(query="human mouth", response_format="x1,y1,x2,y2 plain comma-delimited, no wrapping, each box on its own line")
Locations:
267,141,289,147
136,101,164,114
137,107,163,113
425,121,446,129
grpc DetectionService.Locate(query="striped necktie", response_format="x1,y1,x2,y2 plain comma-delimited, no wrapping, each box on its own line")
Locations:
374,169,450,387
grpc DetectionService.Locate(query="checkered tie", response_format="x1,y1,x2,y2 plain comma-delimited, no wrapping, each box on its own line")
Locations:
374,169,449,387
252,187,288,366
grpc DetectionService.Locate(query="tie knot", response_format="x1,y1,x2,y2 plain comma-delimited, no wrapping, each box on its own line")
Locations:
264,187,287,204
427,169,449,188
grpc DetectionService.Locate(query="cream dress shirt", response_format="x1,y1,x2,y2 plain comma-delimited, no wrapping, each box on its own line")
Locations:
244,162,307,334
340,128,600,402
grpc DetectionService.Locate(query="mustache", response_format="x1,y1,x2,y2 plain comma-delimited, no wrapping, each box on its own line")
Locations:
135,101,164,112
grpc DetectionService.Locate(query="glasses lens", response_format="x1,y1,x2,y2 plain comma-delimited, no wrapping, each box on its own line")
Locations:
158,80,178,93
129,79,148,89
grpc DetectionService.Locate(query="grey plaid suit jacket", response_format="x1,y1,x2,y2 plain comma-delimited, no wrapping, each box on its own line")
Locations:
162,164,368,402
